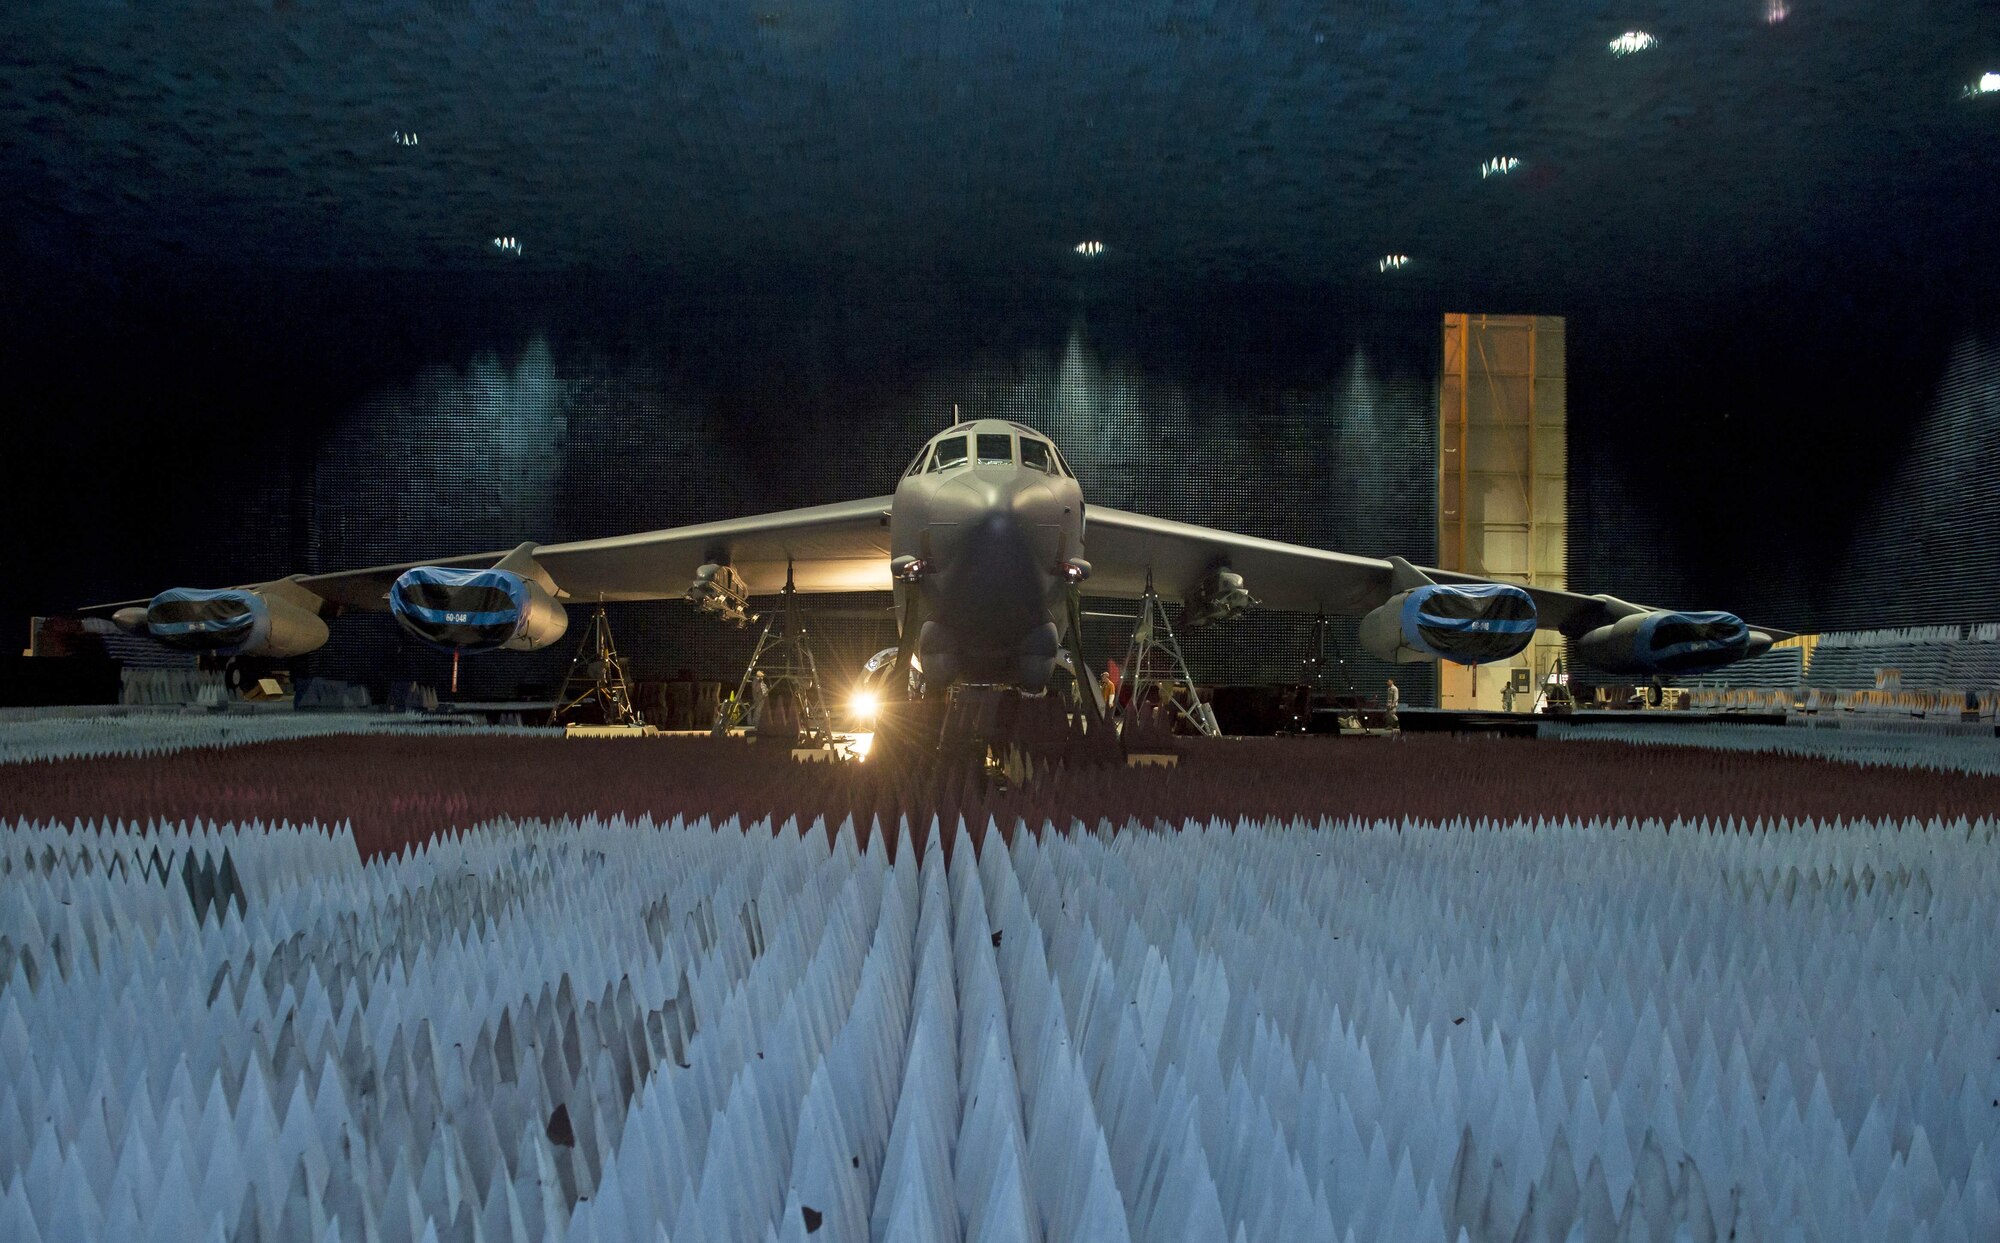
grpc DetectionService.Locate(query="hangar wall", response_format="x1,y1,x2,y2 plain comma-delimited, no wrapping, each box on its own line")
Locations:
1825,331,2000,626
1565,293,2000,638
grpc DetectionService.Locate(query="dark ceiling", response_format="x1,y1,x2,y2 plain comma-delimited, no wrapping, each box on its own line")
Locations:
5,0,1997,307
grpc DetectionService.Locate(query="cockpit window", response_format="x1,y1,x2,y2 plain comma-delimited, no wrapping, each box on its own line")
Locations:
976,433,1013,466
903,448,928,478
1020,439,1053,472
929,436,969,471
1051,446,1075,478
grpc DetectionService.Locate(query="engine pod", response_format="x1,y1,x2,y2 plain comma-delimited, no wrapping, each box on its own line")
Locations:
146,588,267,652
1576,610,1751,675
144,587,329,658
1182,567,1255,628
1360,583,1538,665
390,566,568,652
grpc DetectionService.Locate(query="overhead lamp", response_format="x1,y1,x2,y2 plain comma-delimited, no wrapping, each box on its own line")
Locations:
1765,1,1789,24
1966,72,2000,97
492,236,521,255
1481,156,1522,179
1609,31,1657,56
392,131,419,147
1379,254,1409,272
1074,240,1105,256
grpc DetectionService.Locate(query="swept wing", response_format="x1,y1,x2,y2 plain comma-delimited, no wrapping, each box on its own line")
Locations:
1081,505,1793,640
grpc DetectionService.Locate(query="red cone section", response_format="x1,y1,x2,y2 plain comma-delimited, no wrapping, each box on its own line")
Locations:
1,733,1992,860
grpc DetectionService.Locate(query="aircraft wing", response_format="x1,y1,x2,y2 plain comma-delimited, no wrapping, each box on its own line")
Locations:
92,496,897,613
526,496,895,603
1080,505,1793,640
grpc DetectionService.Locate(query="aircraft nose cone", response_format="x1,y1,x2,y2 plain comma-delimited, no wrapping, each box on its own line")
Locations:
1011,478,1058,518
930,474,1063,566
938,474,1046,522
934,475,1006,526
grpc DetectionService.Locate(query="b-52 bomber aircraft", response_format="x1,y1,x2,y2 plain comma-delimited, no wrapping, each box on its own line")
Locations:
99,418,1785,697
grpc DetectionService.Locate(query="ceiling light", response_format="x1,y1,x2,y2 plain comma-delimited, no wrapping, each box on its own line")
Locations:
1074,241,1105,256
492,236,521,255
1379,254,1409,272
1967,72,2000,97
1764,1,1788,24
392,131,419,147
1481,156,1522,179
1609,31,1657,56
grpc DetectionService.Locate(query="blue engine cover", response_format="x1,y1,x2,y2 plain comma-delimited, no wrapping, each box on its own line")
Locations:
390,567,535,652
145,588,270,654
1633,610,1750,673
1400,583,1538,664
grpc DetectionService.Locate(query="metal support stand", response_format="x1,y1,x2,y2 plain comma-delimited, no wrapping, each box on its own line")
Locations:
887,582,925,702
713,563,833,742
1116,572,1220,737
1300,611,1359,696
1301,612,1328,690
551,604,643,727
1063,586,1107,727
1537,652,1574,714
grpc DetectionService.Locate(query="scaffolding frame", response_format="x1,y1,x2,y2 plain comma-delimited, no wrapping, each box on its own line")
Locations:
713,564,833,743
550,604,644,727
1115,572,1220,737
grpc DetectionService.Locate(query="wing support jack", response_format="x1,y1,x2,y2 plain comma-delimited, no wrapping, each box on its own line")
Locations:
1115,571,1220,737
713,561,833,745
550,603,645,728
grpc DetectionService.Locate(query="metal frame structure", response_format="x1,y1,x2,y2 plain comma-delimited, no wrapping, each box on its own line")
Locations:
1062,587,1109,726
713,564,833,743
550,604,644,727
1115,572,1220,737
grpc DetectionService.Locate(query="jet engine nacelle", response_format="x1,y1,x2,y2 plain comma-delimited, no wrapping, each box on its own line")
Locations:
390,566,568,653
1182,567,1256,628
130,586,330,658
1574,610,1768,675
1359,583,1539,665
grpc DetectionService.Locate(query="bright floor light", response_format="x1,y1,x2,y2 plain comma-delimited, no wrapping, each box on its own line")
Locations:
1609,31,1657,56
850,689,880,721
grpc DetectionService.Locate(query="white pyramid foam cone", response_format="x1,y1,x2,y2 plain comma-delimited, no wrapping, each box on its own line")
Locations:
873,837,961,1243
0,713,556,766
9,813,2000,1239
761,860,917,1243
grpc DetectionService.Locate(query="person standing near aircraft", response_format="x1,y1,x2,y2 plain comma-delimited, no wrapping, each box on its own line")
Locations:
1385,677,1400,731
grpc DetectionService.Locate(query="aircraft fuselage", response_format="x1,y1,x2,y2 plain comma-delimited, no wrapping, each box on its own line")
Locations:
888,419,1084,690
